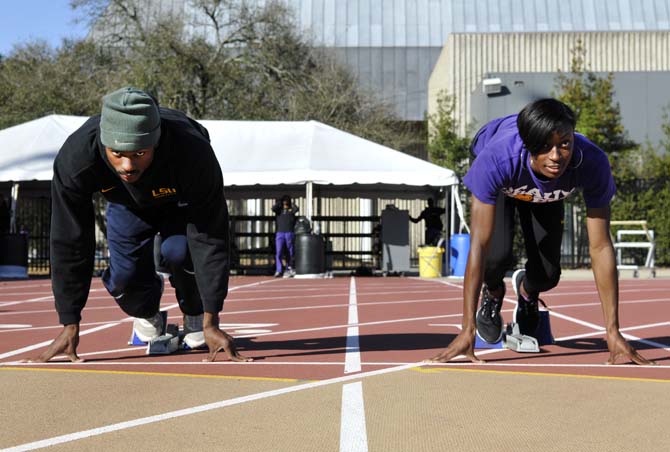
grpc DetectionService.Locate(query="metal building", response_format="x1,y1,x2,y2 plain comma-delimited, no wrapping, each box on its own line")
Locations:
90,0,670,124
429,31,670,144
280,0,670,122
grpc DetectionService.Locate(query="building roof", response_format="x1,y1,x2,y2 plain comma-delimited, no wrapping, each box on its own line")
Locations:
288,0,670,47
90,1,670,120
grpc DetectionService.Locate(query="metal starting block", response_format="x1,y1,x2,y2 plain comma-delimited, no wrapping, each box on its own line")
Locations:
503,323,539,353
474,310,554,352
147,334,180,355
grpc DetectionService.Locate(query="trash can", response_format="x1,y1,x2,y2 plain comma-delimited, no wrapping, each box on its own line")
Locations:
449,233,470,277
295,233,325,275
418,246,444,278
0,233,29,279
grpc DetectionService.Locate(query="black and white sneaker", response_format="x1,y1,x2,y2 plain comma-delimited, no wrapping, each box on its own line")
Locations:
475,284,506,343
512,269,540,336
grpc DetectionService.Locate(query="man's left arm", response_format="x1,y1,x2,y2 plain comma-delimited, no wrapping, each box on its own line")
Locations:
586,206,654,365
181,143,251,362
181,143,230,314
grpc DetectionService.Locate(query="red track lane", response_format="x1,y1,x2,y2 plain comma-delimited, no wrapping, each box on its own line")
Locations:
0,276,668,381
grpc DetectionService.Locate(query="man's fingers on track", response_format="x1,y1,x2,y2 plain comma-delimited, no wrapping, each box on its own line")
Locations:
630,352,655,366
467,352,486,364
68,354,85,363
229,355,253,362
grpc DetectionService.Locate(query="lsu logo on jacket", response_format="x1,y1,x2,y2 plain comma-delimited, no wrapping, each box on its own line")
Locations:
151,187,177,199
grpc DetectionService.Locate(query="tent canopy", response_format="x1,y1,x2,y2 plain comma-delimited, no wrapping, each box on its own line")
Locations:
0,115,458,199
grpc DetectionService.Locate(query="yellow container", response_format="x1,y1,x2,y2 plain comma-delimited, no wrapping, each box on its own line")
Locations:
418,246,444,278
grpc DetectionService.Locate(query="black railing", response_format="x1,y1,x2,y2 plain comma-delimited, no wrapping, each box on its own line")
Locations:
230,214,382,274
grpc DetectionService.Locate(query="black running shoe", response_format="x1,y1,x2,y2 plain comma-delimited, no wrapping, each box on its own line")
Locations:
512,269,540,336
475,284,505,343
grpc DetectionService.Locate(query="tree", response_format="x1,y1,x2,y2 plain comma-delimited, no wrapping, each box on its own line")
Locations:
554,40,637,175
426,91,471,177
0,40,123,129
66,0,418,150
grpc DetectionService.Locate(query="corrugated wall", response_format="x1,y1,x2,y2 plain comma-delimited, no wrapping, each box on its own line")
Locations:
428,31,670,134
90,1,670,121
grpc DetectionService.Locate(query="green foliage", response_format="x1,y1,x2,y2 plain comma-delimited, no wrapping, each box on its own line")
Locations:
554,40,637,176
426,91,471,178
0,0,417,151
553,40,670,266
0,39,124,129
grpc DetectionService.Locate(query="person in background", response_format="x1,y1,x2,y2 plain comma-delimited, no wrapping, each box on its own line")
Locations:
0,193,10,234
272,195,298,277
410,198,446,246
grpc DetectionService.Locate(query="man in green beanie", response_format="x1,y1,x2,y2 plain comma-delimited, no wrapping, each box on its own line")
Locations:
25,87,251,363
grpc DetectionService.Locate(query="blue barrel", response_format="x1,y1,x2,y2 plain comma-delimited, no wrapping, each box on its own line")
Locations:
449,233,470,277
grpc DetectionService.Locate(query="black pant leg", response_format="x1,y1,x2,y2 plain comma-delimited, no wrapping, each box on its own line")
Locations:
517,200,564,295
158,206,204,316
102,202,162,318
483,193,516,292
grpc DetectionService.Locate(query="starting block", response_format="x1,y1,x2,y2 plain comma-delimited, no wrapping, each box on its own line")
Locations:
475,310,554,352
503,323,539,353
147,334,180,354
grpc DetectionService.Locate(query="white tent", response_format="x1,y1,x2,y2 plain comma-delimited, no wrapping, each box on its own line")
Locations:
0,115,89,182
0,115,464,229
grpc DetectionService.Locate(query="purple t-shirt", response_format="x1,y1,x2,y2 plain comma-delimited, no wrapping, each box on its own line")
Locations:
464,114,616,208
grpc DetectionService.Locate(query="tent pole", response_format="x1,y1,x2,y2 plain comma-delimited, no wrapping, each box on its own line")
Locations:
450,185,456,236
10,182,19,234
306,181,313,222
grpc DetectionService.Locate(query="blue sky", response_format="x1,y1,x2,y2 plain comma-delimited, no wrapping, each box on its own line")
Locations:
0,0,89,56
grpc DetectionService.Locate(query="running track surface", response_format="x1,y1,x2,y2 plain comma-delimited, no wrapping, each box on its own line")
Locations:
1,275,669,380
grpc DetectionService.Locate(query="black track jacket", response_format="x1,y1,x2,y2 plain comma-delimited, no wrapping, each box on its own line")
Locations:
51,108,229,325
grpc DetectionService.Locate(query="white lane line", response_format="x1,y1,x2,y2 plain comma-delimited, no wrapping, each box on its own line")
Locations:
556,321,670,342
0,362,419,452
0,295,54,308
0,296,459,320
421,362,670,370
6,360,670,369
339,382,369,452
0,278,277,335
340,277,368,452
344,277,362,374
0,279,279,361
5,320,666,367
234,313,464,340
0,323,121,361
5,319,666,367
434,279,670,352
0,303,178,362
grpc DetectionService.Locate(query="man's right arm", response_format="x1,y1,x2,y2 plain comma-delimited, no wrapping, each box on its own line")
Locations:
50,162,96,325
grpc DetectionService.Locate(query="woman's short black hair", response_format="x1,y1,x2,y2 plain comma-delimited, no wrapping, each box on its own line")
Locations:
517,98,576,155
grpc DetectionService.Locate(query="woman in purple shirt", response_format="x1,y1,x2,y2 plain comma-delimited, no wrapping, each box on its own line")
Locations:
426,98,652,365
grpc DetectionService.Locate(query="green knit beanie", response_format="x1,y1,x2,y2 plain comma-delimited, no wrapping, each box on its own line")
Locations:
100,87,161,151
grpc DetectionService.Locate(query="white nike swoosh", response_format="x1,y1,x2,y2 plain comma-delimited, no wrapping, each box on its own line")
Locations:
177,202,189,207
